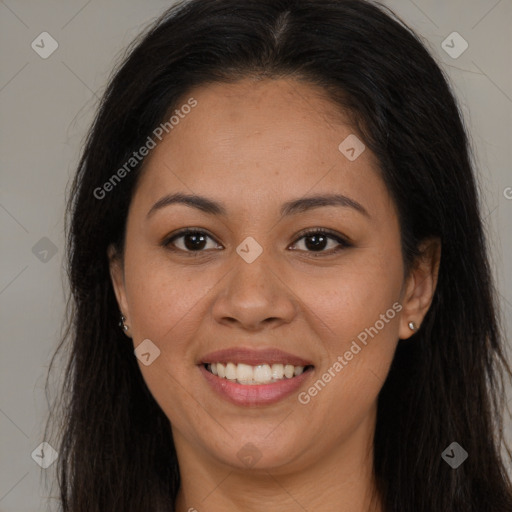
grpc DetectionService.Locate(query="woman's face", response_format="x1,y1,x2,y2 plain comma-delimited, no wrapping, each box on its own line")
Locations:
110,78,437,474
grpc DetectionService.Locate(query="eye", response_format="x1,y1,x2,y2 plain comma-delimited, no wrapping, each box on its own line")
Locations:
163,228,221,254
290,228,351,255
163,227,351,256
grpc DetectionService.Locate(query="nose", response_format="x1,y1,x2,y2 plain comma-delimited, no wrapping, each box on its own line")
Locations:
211,248,297,332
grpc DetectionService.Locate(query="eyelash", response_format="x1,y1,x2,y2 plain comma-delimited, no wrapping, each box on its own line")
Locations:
162,227,352,257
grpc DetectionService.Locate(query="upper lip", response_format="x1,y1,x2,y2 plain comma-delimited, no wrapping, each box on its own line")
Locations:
199,347,314,367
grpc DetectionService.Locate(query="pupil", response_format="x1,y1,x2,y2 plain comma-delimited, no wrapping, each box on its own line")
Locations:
305,234,327,251
185,232,206,250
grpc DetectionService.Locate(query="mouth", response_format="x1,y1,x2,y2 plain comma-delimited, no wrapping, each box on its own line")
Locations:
198,347,315,406
203,362,314,385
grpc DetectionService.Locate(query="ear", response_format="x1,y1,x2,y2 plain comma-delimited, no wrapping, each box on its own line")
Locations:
398,237,441,340
108,244,129,320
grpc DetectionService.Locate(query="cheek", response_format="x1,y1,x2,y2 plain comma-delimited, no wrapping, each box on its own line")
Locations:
123,249,217,345
121,252,213,426
299,248,403,342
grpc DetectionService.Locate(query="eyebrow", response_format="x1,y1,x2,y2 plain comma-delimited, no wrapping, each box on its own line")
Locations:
146,192,369,219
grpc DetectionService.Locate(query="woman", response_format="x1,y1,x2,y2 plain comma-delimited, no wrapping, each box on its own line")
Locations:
45,0,512,510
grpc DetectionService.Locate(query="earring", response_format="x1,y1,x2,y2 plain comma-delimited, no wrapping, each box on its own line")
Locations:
119,314,129,332
408,321,418,332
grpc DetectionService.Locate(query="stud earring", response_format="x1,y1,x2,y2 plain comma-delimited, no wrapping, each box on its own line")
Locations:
408,321,418,332
119,314,129,332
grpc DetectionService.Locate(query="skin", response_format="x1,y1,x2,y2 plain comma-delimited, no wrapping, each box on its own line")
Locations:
109,78,440,512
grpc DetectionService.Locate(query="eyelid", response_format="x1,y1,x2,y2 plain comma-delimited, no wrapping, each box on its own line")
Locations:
162,228,221,251
292,227,352,246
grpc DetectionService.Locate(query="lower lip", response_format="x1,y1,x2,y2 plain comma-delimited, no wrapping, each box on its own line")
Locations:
199,364,313,406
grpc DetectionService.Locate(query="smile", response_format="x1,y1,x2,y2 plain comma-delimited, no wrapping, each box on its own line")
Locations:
198,347,315,405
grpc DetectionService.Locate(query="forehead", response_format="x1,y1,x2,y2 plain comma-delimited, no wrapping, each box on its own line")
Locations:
133,78,391,219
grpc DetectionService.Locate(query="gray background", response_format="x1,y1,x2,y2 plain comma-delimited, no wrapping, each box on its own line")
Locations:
0,0,511,510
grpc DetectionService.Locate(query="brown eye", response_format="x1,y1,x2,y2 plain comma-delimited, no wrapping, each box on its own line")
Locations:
290,229,351,255
164,229,221,253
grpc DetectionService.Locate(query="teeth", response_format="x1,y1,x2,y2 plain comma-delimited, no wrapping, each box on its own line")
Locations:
253,364,272,384
271,363,284,380
206,362,308,384
284,364,295,378
225,362,237,381
236,363,253,384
